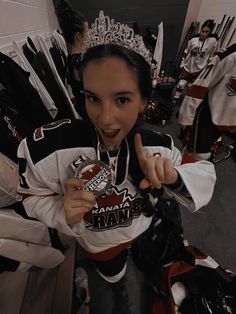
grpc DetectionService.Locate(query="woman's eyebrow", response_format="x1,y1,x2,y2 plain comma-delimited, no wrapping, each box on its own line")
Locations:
83,90,134,96
113,91,134,96
83,89,97,96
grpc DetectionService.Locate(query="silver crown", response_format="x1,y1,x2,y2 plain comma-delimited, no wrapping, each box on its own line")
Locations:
82,11,152,64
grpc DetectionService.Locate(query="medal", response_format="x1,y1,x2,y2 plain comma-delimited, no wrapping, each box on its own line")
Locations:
73,159,112,196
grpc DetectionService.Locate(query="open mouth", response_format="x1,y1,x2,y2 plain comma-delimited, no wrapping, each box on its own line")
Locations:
102,129,120,138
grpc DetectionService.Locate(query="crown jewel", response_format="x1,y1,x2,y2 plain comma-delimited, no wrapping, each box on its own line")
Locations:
82,11,152,64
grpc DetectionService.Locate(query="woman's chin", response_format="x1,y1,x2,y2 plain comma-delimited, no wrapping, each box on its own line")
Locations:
100,133,121,150
102,138,121,151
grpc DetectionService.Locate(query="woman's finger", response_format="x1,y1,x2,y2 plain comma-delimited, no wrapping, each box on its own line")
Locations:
134,133,147,169
65,178,84,192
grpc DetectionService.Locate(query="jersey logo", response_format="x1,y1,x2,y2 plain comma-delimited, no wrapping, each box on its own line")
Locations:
83,186,143,231
4,116,23,142
33,119,71,141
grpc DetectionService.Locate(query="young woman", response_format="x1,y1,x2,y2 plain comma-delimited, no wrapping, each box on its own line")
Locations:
177,19,219,90
17,42,216,286
55,1,88,118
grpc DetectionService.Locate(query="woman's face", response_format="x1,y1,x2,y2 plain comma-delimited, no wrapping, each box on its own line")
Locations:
74,22,89,46
83,57,147,150
200,26,211,40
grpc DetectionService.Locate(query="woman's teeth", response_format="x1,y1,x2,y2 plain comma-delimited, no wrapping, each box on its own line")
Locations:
102,129,119,137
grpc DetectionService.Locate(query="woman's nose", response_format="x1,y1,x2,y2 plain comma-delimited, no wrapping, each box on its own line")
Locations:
99,102,115,124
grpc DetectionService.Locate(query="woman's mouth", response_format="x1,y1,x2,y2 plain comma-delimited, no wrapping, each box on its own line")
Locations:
102,129,120,138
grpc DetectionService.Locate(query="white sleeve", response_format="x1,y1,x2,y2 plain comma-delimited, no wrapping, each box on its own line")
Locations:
171,161,216,212
164,137,216,212
22,194,85,237
17,139,84,238
183,39,192,58
208,53,236,89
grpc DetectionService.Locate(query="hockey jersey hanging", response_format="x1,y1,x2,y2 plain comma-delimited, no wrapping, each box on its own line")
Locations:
0,153,65,272
22,37,76,120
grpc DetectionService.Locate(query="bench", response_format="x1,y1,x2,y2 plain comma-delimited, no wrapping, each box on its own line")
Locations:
0,235,76,314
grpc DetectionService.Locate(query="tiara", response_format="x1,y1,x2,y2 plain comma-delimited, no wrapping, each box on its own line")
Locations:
82,10,152,64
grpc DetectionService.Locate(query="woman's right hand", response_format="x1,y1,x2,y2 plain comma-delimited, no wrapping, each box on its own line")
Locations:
63,178,96,225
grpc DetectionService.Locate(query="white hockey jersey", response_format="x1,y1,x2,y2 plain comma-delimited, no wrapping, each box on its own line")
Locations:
181,34,219,75
17,119,216,260
179,43,236,127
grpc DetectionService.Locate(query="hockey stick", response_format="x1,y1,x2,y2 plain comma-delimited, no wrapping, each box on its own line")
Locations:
220,17,235,48
216,14,226,36
227,27,236,47
219,16,231,41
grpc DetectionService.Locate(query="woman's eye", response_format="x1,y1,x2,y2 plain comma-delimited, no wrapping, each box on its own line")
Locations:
85,95,100,103
117,97,129,105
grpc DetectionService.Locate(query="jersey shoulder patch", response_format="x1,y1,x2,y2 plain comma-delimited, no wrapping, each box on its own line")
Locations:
25,119,94,164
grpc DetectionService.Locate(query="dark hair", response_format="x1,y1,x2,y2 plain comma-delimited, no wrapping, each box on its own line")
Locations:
79,44,153,100
201,19,215,32
55,1,87,45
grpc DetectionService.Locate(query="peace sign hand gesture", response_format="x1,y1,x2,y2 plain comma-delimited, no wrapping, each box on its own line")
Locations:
134,133,178,190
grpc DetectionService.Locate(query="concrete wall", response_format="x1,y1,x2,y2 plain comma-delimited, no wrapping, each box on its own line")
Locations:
0,0,58,52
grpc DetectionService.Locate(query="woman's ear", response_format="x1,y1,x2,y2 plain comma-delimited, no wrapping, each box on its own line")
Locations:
74,32,83,42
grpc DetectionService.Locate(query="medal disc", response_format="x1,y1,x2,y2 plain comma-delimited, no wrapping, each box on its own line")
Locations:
74,160,111,196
